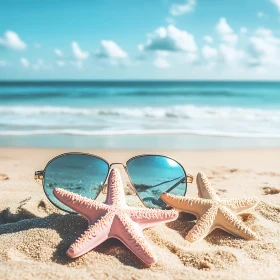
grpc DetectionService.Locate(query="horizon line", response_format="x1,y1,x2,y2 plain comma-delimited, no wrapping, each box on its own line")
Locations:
1,79,280,83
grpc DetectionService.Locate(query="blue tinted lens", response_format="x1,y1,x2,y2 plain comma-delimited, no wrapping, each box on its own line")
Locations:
44,154,109,212
127,155,186,209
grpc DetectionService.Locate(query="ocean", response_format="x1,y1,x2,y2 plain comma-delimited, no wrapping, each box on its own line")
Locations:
0,81,280,149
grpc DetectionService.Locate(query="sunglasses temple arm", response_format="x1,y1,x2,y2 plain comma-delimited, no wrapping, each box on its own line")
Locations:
186,173,193,184
34,170,43,185
153,174,193,189
152,176,182,188
164,177,185,194
164,174,193,194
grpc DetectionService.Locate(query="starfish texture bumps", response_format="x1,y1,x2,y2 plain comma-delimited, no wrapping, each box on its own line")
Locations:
53,168,178,265
161,172,259,243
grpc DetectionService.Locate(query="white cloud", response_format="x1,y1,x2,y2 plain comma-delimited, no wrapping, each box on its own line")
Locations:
153,56,170,69
56,60,66,67
96,40,127,59
32,59,52,71
216,18,238,45
240,27,248,34
34,43,41,48
219,44,246,64
204,35,213,43
200,24,280,70
4,58,50,71
169,0,196,16
0,60,7,67
185,52,198,63
203,19,246,66
156,50,169,57
20,57,30,68
72,41,89,60
249,28,280,66
255,27,272,37
141,25,197,53
271,0,280,12
257,11,264,18
0,30,27,51
202,45,218,60
55,48,63,57
216,17,233,34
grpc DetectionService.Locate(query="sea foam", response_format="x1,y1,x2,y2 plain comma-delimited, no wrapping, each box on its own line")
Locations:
0,105,279,138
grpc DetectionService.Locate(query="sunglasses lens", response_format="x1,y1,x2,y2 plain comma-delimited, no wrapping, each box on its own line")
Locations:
127,155,186,209
43,154,109,212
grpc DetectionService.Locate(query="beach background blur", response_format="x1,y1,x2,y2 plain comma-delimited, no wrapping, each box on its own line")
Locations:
1,1,280,280
0,80,280,149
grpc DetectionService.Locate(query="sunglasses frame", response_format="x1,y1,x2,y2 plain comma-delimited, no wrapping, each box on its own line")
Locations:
35,152,193,213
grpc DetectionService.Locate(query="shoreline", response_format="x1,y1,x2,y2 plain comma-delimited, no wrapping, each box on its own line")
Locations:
0,134,280,150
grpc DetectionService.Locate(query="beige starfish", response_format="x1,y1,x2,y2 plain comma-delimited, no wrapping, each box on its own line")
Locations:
160,173,259,243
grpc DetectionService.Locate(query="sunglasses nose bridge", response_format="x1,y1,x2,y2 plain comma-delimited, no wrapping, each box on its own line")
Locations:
105,163,136,196
109,162,126,168
101,165,126,194
109,163,130,179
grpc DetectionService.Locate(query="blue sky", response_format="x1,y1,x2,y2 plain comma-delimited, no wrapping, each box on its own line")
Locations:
1,0,280,80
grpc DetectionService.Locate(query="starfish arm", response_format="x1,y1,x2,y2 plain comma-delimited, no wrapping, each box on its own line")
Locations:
112,214,157,265
53,188,109,222
105,169,127,206
196,173,220,200
186,205,218,243
223,197,259,214
127,208,178,229
160,192,212,217
218,207,259,240
67,211,115,258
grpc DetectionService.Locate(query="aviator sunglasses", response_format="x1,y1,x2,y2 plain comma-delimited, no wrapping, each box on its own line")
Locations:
35,153,193,213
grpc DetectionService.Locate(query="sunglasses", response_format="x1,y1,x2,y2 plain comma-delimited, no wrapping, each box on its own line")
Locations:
34,153,193,213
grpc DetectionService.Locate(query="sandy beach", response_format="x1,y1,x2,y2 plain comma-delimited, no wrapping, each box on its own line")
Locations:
0,147,280,280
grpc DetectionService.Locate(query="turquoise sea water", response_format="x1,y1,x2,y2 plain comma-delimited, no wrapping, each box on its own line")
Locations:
0,81,280,149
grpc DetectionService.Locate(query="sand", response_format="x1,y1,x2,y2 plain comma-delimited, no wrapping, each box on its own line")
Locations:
0,147,280,280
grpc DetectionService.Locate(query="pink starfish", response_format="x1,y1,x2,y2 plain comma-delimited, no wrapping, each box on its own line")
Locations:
53,168,178,265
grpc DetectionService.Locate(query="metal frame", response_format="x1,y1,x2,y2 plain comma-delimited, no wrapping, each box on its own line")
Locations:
35,152,193,213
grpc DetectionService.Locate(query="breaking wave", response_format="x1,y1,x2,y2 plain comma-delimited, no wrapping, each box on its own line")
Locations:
0,105,280,138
